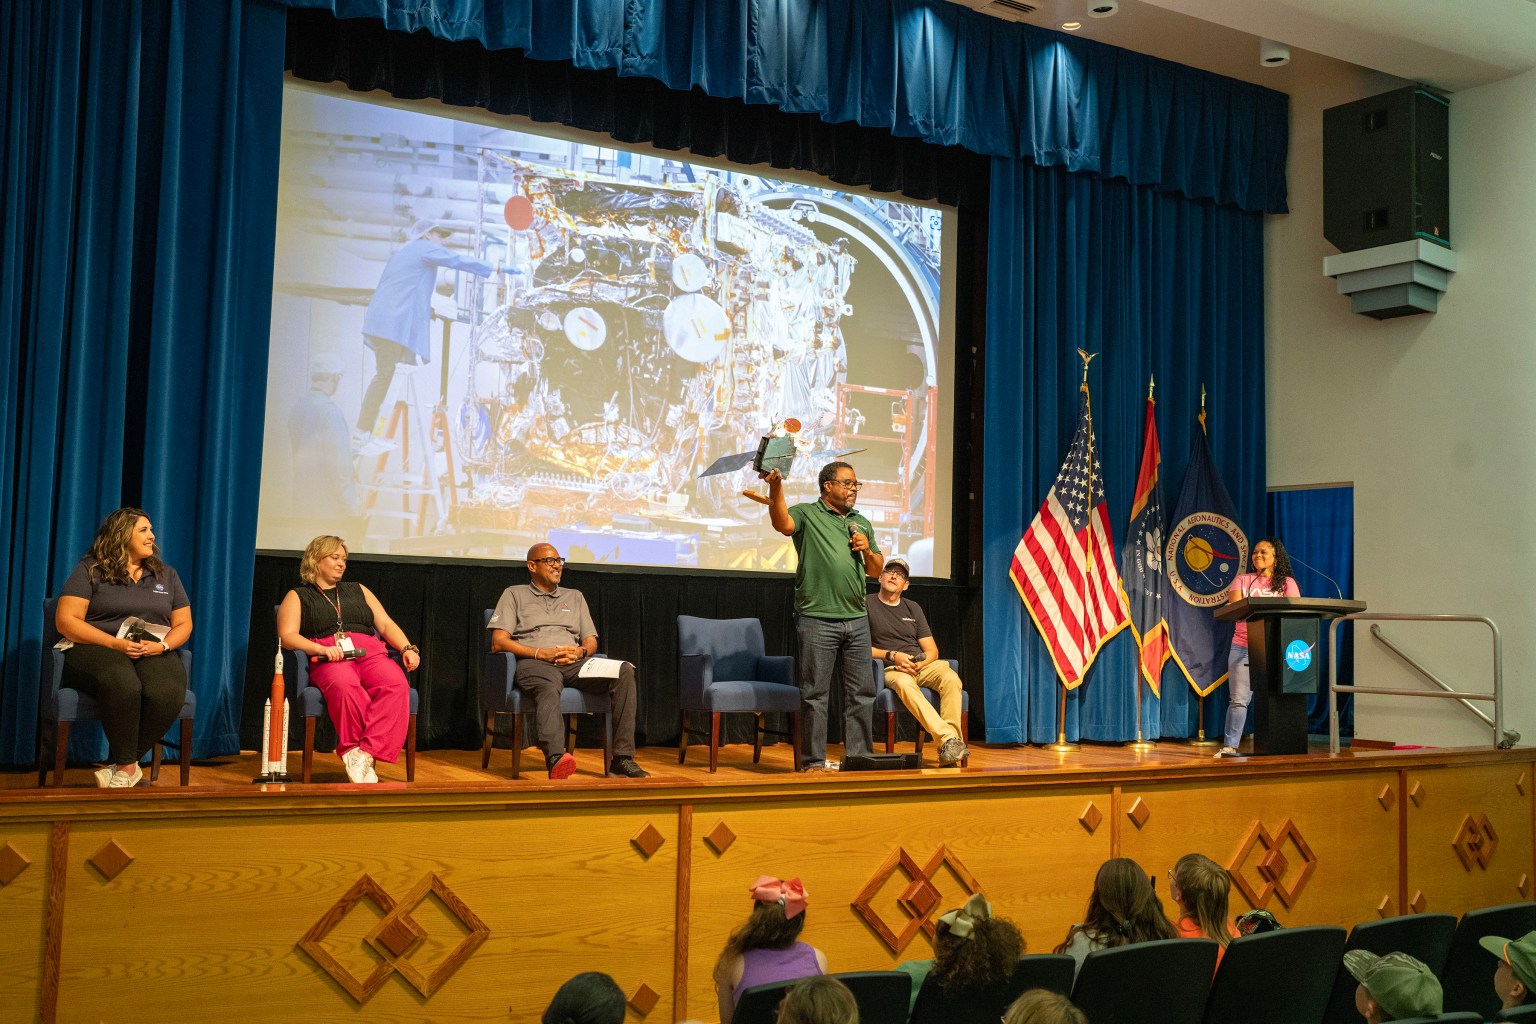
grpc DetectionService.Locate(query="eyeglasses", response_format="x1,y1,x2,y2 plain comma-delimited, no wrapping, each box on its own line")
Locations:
529,557,567,567
880,569,907,579
831,479,863,490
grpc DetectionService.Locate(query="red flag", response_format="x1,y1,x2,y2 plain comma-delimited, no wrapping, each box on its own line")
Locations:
1123,392,1172,696
1010,382,1129,689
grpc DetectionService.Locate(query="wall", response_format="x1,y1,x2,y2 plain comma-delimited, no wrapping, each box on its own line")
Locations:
1265,63,1536,746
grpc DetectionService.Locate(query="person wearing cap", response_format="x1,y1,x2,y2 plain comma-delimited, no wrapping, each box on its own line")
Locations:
288,351,360,520
1344,950,1443,1023
866,555,968,767
761,460,882,772
355,220,494,452
1481,930,1536,1011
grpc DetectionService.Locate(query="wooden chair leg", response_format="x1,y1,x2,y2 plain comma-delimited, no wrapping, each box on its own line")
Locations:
884,712,897,753
51,722,70,789
565,714,577,754
914,725,925,761
709,712,721,774
752,713,765,764
961,711,971,767
302,717,316,783
150,741,163,783
602,712,613,777
37,719,51,787
405,714,417,782
790,712,802,772
481,711,496,769
677,710,689,765
179,719,193,786
510,711,522,780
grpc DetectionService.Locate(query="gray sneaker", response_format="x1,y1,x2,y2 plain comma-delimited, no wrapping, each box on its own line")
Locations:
938,737,968,767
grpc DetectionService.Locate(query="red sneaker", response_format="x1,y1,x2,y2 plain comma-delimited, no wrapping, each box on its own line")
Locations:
547,753,576,780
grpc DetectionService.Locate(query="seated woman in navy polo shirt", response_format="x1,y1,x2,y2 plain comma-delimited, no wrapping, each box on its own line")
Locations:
55,507,192,789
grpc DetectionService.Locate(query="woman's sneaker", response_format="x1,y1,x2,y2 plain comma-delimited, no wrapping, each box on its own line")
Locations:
341,746,375,784
1214,746,1240,759
107,763,143,788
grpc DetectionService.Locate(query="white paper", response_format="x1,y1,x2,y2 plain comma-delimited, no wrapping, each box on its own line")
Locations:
577,656,625,679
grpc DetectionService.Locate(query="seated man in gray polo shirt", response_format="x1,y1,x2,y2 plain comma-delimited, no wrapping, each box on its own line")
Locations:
487,543,649,779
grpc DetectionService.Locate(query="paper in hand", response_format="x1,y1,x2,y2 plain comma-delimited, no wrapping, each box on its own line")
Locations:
577,657,625,679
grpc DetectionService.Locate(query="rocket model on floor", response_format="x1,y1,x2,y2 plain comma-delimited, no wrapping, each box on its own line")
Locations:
255,642,293,784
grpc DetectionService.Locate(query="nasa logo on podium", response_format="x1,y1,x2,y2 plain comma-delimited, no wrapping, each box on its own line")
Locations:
1165,512,1248,606
1284,640,1314,671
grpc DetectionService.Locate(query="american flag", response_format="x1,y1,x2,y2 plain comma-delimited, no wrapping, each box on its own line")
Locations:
1010,382,1130,689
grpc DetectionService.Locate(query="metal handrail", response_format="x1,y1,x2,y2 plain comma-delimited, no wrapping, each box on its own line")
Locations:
1369,624,1519,747
1327,612,1505,753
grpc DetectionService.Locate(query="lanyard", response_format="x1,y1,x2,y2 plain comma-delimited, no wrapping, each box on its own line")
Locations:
317,584,345,637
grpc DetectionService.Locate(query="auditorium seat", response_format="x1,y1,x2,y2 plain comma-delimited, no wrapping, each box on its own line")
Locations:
1071,938,1218,1024
831,971,912,1023
1320,913,1458,1024
1498,1005,1536,1021
480,610,613,778
1390,1015,1481,1023
282,642,416,784
732,979,795,1024
1201,925,1346,1024
677,615,800,773
871,657,970,766
909,954,1075,1024
38,598,195,787
1441,902,1536,1019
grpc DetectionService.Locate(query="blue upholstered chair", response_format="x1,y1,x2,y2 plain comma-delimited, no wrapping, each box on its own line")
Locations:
871,658,969,765
1320,913,1458,1024
1202,926,1346,1024
480,609,612,779
281,645,417,783
677,615,800,773
38,598,196,787
1072,938,1218,1024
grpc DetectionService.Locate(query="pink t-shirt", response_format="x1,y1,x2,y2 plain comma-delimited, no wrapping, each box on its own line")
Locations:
1228,572,1300,647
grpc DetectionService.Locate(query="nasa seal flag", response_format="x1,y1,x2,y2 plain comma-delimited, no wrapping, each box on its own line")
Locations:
1166,412,1248,698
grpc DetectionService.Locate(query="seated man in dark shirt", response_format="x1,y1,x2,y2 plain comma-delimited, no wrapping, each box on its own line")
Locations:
866,557,968,767
487,543,649,780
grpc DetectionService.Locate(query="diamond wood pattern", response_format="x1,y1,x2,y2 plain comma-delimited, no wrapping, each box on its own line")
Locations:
1409,781,1426,807
1410,890,1428,914
86,839,134,882
378,874,491,999
1378,784,1395,811
1228,819,1317,910
703,820,736,855
1451,813,1498,871
1079,802,1103,834
0,841,30,885
1518,771,1528,796
631,823,665,859
297,875,398,1003
1378,895,1395,917
1519,874,1531,900
628,983,660,1016
1126,797,1150,829
851,845,980,954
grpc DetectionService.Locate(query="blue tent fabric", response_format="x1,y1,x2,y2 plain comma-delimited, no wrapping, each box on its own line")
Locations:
270,0,1289,214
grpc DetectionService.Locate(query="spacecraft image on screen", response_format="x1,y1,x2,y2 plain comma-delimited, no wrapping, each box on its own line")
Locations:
258,85,954,575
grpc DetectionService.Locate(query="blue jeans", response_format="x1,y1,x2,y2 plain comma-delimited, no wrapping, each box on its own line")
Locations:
795,615,875,766
1223,644,1251,749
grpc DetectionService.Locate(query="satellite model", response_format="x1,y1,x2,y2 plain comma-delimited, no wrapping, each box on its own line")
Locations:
698,418,864,504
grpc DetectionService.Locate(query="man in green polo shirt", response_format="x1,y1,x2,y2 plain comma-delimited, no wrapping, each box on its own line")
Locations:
763,460,884,771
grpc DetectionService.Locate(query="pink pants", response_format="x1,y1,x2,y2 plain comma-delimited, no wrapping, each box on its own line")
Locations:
308,632,409,762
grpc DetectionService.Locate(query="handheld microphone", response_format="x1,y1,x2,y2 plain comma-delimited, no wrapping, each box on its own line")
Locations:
1288,553,1344,599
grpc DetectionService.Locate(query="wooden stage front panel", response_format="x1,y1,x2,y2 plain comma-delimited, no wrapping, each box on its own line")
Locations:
1,744,1532,1023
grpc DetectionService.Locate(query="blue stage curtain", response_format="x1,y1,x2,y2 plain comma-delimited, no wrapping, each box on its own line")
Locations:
0,0,284,763
271,0,1288,215
981,157,1267,744
1267,487,1355,735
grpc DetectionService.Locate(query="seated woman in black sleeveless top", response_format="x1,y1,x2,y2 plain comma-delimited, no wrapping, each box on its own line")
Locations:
275,535,418,784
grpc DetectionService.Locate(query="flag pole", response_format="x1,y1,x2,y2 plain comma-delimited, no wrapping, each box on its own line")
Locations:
1047,349,1096,754
1189,694,1219,747
1128,372,1157,753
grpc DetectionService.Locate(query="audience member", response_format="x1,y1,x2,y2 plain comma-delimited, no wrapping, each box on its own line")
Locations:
1002,989,1089,1024
542,971,625,1024
1168,854,1238,966
1343,950,1442,1023
775,975,859,1024
715,876,827,1024
901,893,1025,1014
1481,931,1536,1011
1054,858,1177,976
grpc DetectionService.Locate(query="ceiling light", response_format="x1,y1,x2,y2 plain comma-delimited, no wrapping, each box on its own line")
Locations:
1259,38,1290,67
1087,0,1117,17
1062,20,1082,30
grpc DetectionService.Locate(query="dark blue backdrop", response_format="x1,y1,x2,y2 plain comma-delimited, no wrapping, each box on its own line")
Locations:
0,0,1287,763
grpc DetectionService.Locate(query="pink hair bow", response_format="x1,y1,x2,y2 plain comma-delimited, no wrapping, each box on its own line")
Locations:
749,875,809,919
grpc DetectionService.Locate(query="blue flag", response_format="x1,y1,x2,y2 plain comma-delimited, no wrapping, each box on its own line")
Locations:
1165,412,1248,696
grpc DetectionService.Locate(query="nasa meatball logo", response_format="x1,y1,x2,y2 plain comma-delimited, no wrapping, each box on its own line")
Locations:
1285,640,1314,671
1165,513,1248,607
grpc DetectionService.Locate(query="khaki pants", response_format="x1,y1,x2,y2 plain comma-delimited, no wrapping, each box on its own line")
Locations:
883,660,963,742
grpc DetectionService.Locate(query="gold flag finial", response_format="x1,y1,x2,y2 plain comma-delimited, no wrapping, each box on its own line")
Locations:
1077,348,1096,386
1198,384,1208,433
1148,374,1156,401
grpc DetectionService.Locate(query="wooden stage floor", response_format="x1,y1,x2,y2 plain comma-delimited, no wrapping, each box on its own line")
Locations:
3,739,1531,1023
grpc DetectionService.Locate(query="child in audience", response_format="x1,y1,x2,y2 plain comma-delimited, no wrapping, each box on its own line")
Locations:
901,893,1026,1016
715,876,827,1024
542,971,625,1024
1481,930,1536,1011
1343,950,1443,1023
1002,989,1088,1024
1168,853,1239,966
1054,857,1178,975
775,975,859,1024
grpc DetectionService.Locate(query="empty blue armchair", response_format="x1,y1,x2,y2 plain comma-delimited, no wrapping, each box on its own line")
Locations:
677,615,800,773
38,598,195,787
871,658,969,765
480,609,612,779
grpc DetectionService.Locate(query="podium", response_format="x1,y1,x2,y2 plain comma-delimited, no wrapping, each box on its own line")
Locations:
1214,597,1365,755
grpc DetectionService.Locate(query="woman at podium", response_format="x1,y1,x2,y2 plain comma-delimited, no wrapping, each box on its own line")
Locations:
1217,537,1299,758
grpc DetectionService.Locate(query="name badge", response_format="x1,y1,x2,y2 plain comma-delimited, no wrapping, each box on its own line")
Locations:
336,634,356,654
